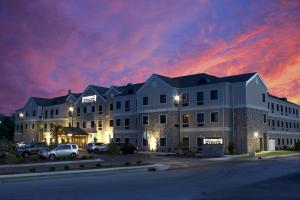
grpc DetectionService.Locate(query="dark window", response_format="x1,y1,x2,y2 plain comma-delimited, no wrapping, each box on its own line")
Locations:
50,123,53,129
197,92,204,105
277,138,280,145
271,103,274,110
110,103,113,111
16,125,19,131
276,104,279,111
83,121,86,128
98,121,103,130
143,138,148,146
91,121,95,128
51,109,54,118
125,118,130,129
289,122,292,128
91,106,95,113
272,120,275,127
125,100,130,111
77,107,80,116
44,110,48,119
210,90,218,100
288,107,291,114
76,122,80,128
281,121,284,127
197,113,205,126
83,107,87,113
277,120,280,127
98,105,103,114
143,97,149,105
143,115,149,125
115,138,121,143
160,138,166,147
125,138,129,144
160,94,166,104
262,93,266,102
44,123,47,130
285,106,288,113
110,120,114,127
282,138,284,145
55,109,59,115
32,110,36,117
197,138,203,148
159,115,167,124
280,105,283,113
32,124,35,130
116,101,121,109
182,93,189,106
68,122,71,127
263,114,267,123
68,110,72,117
116,119,121,127
286,122,288,128
25,124,27,129
26,111,28,117
211,112,219,123
268,119,270,126
182,114,190,127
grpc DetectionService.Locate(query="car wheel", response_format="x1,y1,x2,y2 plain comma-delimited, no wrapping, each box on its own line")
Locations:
87,150,91,154
94,148,100,154
70,153,77,158
49,154,55,160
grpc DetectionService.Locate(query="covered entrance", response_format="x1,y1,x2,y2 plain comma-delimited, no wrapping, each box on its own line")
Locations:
61,127,88,148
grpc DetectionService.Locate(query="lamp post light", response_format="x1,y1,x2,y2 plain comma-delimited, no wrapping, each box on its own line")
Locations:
69,107,74,140
19,112,24,141
174,95,181,150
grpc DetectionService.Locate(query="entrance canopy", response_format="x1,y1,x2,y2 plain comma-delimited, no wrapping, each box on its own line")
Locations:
62,127,88,136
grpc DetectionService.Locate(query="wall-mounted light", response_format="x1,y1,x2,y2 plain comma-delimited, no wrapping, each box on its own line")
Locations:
254,132,258,138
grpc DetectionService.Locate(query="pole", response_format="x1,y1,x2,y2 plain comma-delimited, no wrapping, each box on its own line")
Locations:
178,101,181,148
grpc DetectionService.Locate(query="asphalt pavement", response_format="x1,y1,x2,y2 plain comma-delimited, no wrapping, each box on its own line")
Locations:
0,156,299,200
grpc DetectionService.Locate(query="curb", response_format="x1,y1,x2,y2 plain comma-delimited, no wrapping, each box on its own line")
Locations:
0,163,169,181
0,158,103,169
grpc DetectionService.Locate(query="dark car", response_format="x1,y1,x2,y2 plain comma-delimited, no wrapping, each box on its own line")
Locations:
118,143,138,154
16,142,48,158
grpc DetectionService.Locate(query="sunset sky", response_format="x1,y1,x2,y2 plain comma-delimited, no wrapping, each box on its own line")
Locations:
0,0,300,115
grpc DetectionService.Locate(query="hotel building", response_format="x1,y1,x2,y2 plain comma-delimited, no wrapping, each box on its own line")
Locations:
14,72,300,153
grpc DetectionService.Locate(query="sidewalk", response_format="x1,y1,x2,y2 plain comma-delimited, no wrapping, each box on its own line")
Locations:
0,163,169,181
0,158,103,169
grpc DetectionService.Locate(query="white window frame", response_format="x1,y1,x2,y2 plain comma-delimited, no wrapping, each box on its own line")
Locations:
196,91,204,105
196,136,204,148
182,113,190,127
124,137,130,144
196,112,205,126
159,114,167,124
124,118,130,129
98,120,103,130
116,118,121,127
115,137,121,143
142,115,149,125
159,94,167,104
210,111,219,123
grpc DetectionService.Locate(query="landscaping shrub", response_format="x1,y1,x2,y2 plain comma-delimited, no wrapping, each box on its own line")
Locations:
96,163,102,168
295,142,300,151
125,162,131,166
228,142,235,154
29,168,36,173
64,165,70,170
15,156,25,163
49,166,56,171
136,160,142,165
107,143,120,155
79,164,85,168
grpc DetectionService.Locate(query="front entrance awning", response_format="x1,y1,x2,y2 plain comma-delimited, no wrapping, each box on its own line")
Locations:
62,127,88,136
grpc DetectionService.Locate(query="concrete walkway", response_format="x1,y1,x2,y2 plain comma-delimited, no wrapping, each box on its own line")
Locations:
0,158,103,169
0,163,169,180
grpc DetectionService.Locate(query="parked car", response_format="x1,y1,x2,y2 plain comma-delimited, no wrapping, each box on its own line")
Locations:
86,142,108,154
117,143,138,154
39,144,79,160
16,142,48,158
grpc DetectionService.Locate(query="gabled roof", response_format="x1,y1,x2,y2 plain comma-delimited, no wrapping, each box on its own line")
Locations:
89,85,109,95
31,93,81,106
154,72,256,88
115,83,144,97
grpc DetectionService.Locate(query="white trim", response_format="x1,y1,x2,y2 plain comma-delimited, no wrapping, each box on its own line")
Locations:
181,127,232,132
267,130,300,135
182,112,190,128
112,112,137,117
138,105,234,113
114,130,137,134
210,111,219,123
268,113,299,121
136,74,173,95
246,73,268,90
159,114,167,124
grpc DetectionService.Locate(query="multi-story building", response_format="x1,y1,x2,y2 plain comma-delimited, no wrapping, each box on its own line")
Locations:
14,72,300,153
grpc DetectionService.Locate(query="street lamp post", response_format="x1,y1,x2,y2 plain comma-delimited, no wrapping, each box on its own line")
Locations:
174,95,181,150
19,113,24,141
69,107,74,142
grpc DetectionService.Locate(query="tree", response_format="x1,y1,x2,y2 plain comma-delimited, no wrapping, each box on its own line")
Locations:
0,115,14,141
228,141,235,154
50,125,64,144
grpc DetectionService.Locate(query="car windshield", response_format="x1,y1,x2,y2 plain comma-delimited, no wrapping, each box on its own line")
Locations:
49,145,57,150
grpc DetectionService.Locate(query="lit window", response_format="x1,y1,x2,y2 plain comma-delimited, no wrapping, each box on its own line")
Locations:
182,114,190,127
